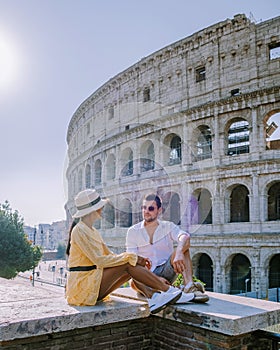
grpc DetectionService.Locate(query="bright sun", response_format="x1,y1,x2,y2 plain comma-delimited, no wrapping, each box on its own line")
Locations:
0,35,18,91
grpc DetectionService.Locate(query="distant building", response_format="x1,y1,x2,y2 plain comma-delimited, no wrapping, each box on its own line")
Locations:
24,220,67,250
65,14,280,298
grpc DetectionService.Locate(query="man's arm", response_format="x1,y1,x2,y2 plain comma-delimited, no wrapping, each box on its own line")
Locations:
173,233,191,274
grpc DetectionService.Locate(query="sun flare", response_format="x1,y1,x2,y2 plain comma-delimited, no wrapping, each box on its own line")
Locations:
0,35,19,91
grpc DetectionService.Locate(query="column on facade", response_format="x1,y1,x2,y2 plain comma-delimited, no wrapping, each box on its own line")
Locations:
250,107,259,155
212,176,222,227
213,254,223,293
257,107,267,152
183,117,192,165
212,110,221,162
259,194,268,222
180,181,192,232
249,172,260,222
132,141,140,176
115,144,123,180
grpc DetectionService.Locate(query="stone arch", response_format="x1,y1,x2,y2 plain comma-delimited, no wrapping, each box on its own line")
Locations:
226,184,250,222
264,110,280,150
94,159,102,186
226,118,250,156
120,147,133,177
225,253,252,294
162,191,181,225
267,181,280,221
118,198,132,228
140,140,155,172
105,153,116,180
192,124,212,161
261,249,280,292
102,202,115,229
193,253,214,291
269,254,280,289
192,188,212,224
163,133,182,166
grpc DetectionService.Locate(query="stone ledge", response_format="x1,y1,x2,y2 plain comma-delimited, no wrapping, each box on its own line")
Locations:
0,277,149,342
1,277,280,342
112,287,280,336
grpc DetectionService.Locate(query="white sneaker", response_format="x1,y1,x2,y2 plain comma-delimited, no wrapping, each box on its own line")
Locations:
148,287,182,314
176,292,195,304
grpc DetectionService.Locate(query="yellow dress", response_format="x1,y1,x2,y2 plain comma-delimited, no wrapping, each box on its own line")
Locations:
66,221,137,306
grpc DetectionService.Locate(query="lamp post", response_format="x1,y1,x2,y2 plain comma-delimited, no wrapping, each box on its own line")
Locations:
32,227,37,287
245,278,250,295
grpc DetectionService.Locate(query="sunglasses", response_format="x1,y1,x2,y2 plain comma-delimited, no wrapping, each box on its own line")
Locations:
141,205,156,211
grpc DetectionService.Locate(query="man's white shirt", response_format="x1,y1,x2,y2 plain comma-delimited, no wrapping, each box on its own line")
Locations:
126,220,187,271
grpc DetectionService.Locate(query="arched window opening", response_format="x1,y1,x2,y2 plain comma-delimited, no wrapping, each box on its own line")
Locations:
230,185,249,222
198,254,213,292
230,254,251,294
119,199,132,228
169,135,182,165
196,126,212,161
85,164,91,188
95,159,102,185
103,203,115,229
227,119,249,156
162,192,181,225
266,112,280,150
268,182,280,221
269,254,280,288
121,149,133,177
106,154,116,180
140,141,155,172
196,189,212,224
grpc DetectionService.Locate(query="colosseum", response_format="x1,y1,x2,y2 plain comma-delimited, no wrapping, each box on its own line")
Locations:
66,14,280,298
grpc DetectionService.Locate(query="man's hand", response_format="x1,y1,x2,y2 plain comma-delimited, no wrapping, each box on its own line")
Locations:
172,251,186,274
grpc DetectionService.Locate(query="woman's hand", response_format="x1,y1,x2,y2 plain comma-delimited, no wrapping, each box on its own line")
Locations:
137,256,152,269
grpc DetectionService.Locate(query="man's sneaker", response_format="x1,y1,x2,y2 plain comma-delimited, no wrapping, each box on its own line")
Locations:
176,292,195,304
194,281,205,293
148,287,182,314
184,282,209,303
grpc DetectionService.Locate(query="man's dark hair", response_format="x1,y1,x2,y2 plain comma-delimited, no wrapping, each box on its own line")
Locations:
144,193,162,209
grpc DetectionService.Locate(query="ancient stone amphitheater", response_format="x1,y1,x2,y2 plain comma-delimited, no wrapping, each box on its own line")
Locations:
66,14,280,297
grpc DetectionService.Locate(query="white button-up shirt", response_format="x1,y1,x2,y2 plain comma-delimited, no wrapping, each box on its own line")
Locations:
126,220,187,271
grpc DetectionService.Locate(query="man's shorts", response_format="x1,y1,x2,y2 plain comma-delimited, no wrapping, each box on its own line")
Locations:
153,255,177,284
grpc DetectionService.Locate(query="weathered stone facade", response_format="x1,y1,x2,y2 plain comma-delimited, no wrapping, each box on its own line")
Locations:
66,14,280,298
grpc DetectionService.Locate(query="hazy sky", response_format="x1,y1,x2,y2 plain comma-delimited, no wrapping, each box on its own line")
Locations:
0,1,279,227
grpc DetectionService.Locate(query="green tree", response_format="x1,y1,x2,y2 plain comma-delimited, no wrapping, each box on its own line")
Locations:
0,201,42,279
56,242,66,260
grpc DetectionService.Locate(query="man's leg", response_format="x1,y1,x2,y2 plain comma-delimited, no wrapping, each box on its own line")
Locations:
130,256,175,298
172,248,209,302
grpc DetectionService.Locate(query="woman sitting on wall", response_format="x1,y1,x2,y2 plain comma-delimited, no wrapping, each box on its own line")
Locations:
65,188,183,314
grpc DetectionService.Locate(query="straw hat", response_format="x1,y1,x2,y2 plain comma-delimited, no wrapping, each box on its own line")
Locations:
73,189,108,218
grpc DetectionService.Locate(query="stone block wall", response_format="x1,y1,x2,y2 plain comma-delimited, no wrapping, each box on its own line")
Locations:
0,317,276,350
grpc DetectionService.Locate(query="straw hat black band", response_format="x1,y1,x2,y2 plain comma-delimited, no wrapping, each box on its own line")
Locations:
76,196,101,211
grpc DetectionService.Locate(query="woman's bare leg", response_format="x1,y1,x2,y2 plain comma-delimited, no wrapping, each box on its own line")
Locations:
98,263,169,300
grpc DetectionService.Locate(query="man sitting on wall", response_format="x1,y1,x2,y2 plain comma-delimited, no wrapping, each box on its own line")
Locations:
126,193,209,303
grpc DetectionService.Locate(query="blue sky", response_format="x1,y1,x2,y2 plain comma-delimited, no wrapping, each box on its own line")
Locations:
0,0,279,226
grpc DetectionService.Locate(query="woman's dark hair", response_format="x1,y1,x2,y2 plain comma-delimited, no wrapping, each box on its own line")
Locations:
66,219,79,256
144,193,162,209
